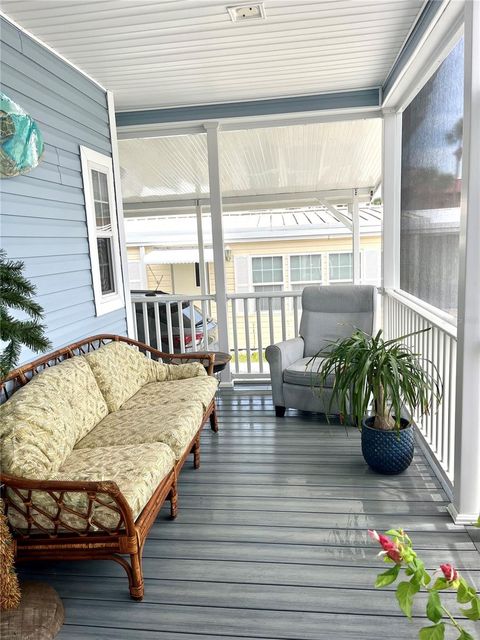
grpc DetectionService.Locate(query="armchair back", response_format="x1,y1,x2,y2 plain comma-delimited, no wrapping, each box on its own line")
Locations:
299,285,376,356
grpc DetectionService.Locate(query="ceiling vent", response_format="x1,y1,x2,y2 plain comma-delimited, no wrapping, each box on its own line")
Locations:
227,3,266,23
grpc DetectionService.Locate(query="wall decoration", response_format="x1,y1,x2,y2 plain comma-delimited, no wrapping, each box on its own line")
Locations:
0,92,44,178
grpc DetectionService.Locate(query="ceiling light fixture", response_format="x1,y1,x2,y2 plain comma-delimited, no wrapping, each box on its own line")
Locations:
227,3,266,23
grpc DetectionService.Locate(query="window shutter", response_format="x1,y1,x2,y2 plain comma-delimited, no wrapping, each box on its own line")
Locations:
361,249,381,285
234,255,253,312
127,261,142,289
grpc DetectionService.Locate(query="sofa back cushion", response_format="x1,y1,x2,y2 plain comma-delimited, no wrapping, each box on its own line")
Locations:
84,341,168,412
0,356,108,478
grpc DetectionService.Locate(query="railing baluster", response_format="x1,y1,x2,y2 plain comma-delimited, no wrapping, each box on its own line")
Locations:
268,297,274,347
255,297,263,374
189,301,197,352
231,299,239,374
243,298,251,373
166,301,174,353
293,294,299,335
280,297,287,342
142,302,151,358
177,302,185,354
153,302,161,353
201,299,208,351
131,302,138,340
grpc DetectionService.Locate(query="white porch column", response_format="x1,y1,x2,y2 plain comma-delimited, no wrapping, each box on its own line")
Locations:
448,1,480,524
352,189,360,284
381,110,402,292
205,122,231,383
381,110,402,336
195,201,207,296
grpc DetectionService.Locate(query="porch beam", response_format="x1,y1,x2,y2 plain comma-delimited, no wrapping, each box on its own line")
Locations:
123,187,374,216
448,0,480,524
205,122,231,383
317,200,352,231
116,88,380,128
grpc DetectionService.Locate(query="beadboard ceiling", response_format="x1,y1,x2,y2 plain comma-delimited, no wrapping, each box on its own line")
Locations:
119,118,382,204
2,0,425,111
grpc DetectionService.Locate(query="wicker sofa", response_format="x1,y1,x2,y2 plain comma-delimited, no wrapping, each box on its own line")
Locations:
0,334,219,600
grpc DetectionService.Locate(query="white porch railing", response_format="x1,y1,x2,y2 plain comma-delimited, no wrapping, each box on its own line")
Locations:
131,293,216,354
383,289,457,487
227,291,303,378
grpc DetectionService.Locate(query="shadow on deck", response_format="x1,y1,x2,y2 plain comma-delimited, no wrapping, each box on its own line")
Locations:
20,386,480,639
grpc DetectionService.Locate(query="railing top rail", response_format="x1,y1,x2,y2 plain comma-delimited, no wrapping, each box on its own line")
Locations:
227,291,303,300
384,288,457,339
131,293,215,303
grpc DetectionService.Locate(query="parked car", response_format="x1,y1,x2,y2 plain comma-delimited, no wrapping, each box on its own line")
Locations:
132,290,218,353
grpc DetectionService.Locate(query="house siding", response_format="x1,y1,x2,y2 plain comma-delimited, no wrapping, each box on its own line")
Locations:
0,17,127,364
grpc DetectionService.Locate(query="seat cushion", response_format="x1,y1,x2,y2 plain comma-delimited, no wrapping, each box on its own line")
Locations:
5,442,175,533
121,376,219,414
283,357,335,388
75,400,204,459
0,356,108,478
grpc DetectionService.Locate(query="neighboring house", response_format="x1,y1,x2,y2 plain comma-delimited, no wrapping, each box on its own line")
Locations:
125,206,382,298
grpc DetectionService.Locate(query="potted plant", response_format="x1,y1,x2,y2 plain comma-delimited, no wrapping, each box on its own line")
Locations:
312,329,442,474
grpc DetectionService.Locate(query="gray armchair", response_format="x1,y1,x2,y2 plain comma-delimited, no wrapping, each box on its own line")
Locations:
265,285,376,416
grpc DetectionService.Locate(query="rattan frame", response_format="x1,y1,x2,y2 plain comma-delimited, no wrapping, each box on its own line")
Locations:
0,334,218,600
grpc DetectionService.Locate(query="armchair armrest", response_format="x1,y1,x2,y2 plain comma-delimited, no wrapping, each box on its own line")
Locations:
265,337,305,407
1,473,136,537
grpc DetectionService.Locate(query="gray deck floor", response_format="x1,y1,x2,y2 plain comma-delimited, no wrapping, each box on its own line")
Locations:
22,387,479,639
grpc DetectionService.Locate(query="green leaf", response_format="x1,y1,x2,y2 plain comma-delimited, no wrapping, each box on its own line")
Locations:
456,630,475,640
431,578,449,591
426,591,443,623
396,580,420,618
457,579,476,604
461,595,480,621
419,623,445,640
375,565,401,588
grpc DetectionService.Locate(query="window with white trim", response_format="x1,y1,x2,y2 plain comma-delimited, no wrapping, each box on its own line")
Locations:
251,256,283,310
328,252,353,283
81,147,125,316
290,254,322,288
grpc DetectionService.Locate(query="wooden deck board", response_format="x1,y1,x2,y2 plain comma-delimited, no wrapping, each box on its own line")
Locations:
19,387,479,639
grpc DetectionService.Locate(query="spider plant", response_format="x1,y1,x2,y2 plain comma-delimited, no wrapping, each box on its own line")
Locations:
311,328,443,431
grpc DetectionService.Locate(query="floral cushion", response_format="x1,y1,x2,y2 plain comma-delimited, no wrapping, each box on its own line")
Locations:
6,442,175,532
83,343,208,414
121,376,218,414
0,357,108,478
75,400,204,459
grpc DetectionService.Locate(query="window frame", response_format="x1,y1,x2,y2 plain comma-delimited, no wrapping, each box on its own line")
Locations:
328,251,354,283
251,255,284,311
81,146,125,316
289,252,323,288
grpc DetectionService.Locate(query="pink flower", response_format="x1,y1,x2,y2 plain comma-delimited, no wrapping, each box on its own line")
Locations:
368,529,403,564
440,564,459,583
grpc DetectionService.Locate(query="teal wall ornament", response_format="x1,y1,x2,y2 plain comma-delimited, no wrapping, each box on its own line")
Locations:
0,92,44,178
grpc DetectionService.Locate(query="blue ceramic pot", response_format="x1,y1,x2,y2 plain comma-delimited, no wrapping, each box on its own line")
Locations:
361,416,414,474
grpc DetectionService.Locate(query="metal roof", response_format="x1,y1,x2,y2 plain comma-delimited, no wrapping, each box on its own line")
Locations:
119,118,382,208
125,205,382,246
2,1,424,111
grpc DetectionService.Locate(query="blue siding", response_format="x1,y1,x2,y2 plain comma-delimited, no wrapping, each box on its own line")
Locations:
0,17,128,364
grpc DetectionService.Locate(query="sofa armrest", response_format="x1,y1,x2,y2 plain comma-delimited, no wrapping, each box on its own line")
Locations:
1,473,136,537
265,337,305,407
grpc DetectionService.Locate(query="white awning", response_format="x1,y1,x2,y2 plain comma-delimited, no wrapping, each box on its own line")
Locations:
144,248,214,265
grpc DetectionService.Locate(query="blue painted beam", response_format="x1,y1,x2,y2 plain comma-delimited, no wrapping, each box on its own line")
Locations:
382,0,444,100
116,88,381,127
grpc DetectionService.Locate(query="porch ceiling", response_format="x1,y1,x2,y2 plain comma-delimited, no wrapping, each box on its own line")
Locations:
2,0,424,111
119,118,382,208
